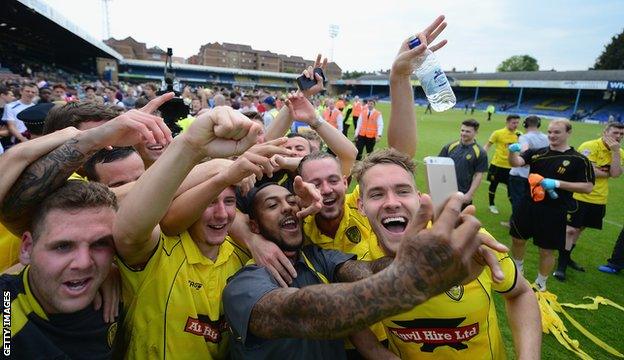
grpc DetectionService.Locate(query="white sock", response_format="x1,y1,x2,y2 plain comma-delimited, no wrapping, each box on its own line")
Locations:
513,258,524,274
536,273,548,285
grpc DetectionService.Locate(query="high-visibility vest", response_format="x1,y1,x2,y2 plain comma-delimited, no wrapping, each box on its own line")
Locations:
335,99,345,111
352,101,363,117
323,108,341,129
358,109,380,138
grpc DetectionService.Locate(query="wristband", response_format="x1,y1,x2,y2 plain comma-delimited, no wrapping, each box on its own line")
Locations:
555,180,560,188
310,116,324,130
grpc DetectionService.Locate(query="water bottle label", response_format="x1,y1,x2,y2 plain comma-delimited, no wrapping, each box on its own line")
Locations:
420,66,448,94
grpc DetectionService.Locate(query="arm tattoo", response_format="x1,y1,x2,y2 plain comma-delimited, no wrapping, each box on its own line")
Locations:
1,138,95,232
335,257,394,283
249,239,460,340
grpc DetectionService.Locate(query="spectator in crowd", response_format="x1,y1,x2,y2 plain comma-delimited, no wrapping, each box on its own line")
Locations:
322,98,343,133
38,88,53,103
351,95,363,133
262,96,278,128
508,119,595,291
51,83,67,101
556,122,624,280
484,114,522,214
104,86,124,108
2,83,37,147
240,95,258,113
438,119,488,208
143,83,158,100
354,99,383,160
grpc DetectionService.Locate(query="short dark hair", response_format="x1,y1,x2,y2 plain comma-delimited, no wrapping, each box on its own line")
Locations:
506,114,521,122
605,121,624,132
144,83,158,92
134,96,150,109
44,101,118,134
297,151,341,176
52,83,66,90
84,147,138,182
242,111,263,122
524,115,541,128
461,119,480,131
31,181,117,241
286,133,311,149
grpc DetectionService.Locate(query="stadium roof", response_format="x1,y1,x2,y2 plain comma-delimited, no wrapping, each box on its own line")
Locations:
120,58,299,80
6,0,123,60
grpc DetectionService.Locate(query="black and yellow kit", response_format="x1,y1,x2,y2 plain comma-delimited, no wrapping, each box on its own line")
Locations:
1,267,121,359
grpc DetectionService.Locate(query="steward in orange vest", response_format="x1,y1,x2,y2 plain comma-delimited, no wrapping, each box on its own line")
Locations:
354,100,384,160
322,99,343,133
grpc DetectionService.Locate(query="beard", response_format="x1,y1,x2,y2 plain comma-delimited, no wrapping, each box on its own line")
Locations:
257,223,303,252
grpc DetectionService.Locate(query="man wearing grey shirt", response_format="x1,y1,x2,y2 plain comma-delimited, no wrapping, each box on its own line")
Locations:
508,116,549,215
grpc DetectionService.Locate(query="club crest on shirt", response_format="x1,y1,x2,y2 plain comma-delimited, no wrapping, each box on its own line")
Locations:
345,226,361,244
445,285,464,301
465,154,472,160
107,322,118,348
562,160,570,167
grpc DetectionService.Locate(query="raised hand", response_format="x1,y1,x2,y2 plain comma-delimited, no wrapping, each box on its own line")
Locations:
293,175,323,219
85,92,174,148
183,106,263,159
391,15,448,77
604,136,621,152
285,92,317,123
301,54,328,98
220,138,292,185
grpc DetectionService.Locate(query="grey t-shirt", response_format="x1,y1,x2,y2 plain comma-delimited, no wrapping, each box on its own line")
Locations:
223,245,355,360
439,141,488,193
509,131,549,178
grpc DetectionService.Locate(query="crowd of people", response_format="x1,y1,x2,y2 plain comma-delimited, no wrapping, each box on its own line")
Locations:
0,15,622,360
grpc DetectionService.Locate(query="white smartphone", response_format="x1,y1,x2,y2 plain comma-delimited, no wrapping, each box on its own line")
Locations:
424,156,458,209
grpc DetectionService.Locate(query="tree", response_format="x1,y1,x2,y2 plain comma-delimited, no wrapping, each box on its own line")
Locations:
496,55,539,72
341,70,373,79
594,29,624,70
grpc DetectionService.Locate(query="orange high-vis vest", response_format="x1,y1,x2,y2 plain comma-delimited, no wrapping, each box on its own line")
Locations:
335,99,345,110
358,109,380,138
352,101,363,117
323,108,341,129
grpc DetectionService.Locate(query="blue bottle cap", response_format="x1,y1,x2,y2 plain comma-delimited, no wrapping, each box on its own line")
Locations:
408,37,421,49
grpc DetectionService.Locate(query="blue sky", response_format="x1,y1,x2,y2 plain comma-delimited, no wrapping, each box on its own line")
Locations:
44,0,623,73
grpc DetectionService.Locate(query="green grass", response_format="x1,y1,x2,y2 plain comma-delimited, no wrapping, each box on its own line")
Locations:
349,103,624,359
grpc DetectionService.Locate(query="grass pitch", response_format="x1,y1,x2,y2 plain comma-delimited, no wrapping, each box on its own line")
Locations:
349,103,624,359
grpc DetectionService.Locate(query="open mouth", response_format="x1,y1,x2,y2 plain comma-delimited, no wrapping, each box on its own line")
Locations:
382,216,407,233
147,144,164,151
280,216,299,231
322,197,337,207
208,223,227,230
63,278,92,294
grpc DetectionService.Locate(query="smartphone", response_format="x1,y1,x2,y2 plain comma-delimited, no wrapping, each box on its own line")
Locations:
424,156,458,209
296,68,325,91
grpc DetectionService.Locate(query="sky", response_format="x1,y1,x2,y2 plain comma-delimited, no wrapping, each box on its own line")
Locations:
43,0,624,73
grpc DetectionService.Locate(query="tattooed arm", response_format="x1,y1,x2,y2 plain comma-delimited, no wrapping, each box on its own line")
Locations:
245,196,483,340
334,256,394,283
0,95,173,235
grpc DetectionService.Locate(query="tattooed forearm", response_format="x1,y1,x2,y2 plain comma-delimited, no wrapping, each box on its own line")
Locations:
249,236,461,340
0,137,96,233
335,256,394,283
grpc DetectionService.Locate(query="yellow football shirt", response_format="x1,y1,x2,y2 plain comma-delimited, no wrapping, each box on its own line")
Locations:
0,222,20,271
488,128,522,169
303,186,375,255
364,228,516,359
117,232,249,360
574,138,624,205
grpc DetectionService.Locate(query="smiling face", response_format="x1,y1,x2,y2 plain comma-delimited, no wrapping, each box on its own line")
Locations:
285,136,311,158
547,121,571,148
22,207,115,314
134,141,167,166
299,158,347,221
188,187,237,247
358,163,420,256
251,185,303,253
460,125,477,144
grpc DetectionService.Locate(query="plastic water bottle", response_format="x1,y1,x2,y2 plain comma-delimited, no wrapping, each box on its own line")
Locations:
408,37,456,112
